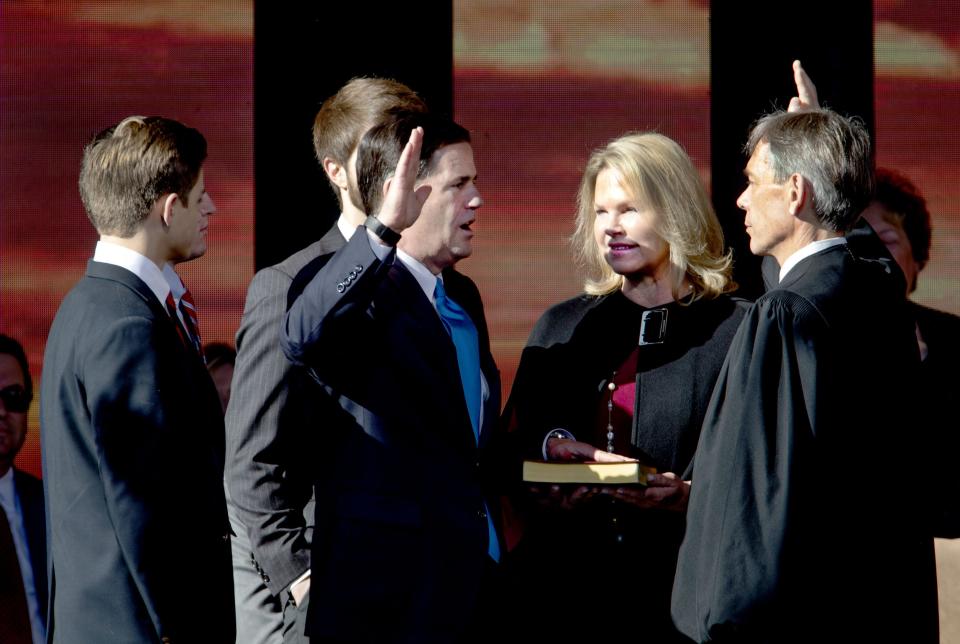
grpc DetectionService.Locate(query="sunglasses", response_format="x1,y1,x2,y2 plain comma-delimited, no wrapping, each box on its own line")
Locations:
0,385,31,413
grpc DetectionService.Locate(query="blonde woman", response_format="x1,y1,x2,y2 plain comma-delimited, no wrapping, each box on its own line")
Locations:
503,132,747,643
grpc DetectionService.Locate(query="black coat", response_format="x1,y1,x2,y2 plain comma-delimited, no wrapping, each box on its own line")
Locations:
673,244,938,643
503,290,747,643
913,301,960,537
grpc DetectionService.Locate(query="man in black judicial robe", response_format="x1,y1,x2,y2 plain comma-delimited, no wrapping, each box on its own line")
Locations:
671,107,939,642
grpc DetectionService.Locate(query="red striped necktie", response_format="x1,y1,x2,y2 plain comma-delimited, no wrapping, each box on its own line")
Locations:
178,287,204,358
165,291,204,361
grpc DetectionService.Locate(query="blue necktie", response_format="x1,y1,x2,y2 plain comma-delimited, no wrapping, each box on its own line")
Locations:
433,279,500,561
434,279,481,439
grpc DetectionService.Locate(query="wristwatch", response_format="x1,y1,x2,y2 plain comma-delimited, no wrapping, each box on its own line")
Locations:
364,215,401,246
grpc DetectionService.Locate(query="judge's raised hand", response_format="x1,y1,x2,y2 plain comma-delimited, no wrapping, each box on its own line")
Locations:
602,472,691,512
375,126,432,234
788,59,820,113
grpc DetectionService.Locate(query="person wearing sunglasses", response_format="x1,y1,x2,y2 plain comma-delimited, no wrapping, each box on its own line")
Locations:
0,333,46,644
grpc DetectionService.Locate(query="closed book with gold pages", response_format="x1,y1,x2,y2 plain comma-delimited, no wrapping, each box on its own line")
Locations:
522,460,656,485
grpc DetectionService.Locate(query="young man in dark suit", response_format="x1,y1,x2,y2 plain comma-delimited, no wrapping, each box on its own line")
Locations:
0,334,46,644
40,116,234,643
224,78,427,644
281,114,502,643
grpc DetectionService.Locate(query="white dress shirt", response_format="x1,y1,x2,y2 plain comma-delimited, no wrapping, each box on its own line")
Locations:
367,236,490,431
779,237,848,283
93,240,170,305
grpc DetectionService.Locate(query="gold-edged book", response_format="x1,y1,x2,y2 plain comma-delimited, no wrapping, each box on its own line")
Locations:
522,460,656,485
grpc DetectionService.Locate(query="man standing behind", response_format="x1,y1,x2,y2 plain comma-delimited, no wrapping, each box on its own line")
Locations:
671,107,939,642
224,78,426,644
0,334,45,644
281,114,501,643
41,116,234,643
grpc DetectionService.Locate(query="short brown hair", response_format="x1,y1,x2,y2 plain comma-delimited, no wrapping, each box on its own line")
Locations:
312,77,427,205
78,116,207,237
572,132,734,300
356,112,470,217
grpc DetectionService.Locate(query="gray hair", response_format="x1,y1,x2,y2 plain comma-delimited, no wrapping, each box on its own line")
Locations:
746,109,873,233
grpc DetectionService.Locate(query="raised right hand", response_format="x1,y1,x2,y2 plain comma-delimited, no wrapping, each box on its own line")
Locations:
375,126,432,233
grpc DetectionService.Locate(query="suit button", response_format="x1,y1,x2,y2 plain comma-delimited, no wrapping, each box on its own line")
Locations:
222,533,230,542
348,270,357,279
337,283,345,293
354,264,363,272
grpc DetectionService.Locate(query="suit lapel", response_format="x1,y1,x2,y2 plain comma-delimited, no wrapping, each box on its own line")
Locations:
384,262,479,450
86,260,199,361
86,260,222,441
87,260,168,319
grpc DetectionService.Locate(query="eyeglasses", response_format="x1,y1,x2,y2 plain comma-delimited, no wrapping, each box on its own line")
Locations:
0,385,31,413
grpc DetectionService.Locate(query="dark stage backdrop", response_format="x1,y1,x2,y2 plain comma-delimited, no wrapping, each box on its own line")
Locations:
453,0,713,394
0,1,254,477
2,1,958,479
454,0,960,400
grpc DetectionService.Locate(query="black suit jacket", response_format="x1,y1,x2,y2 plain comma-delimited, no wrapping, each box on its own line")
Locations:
40,260,234,644
13,468,46,628
225,223,346,594
281,231,501,643
912,302,960,537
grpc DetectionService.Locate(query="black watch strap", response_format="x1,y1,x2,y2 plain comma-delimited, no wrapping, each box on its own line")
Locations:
364,215,401,246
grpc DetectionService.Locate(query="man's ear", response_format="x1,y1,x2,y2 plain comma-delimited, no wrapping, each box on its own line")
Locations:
323,157,349,190
160,193,179,228
787,173,809,217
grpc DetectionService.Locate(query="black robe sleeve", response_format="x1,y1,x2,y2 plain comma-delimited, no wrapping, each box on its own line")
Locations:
671,291,826,642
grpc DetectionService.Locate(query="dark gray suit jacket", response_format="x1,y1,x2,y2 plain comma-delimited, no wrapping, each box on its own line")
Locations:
40,260,233,644
224,224,346,594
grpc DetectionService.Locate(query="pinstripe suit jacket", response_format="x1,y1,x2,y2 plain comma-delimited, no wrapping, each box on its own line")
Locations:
224,223,346,594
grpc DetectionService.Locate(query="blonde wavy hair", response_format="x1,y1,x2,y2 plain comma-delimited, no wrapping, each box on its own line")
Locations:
571,132,735,301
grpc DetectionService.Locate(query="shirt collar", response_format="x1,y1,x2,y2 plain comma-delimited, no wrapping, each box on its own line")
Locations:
0,467,15,514
162,263,186,300
395,249,441,306
779,237,847,283
336,213,359,242
93,240,170,305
